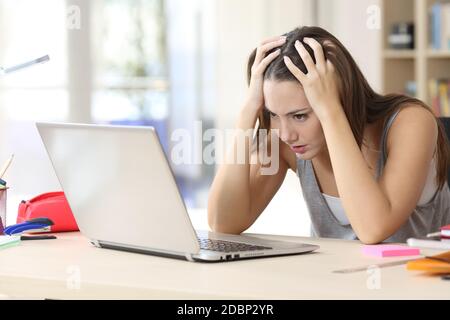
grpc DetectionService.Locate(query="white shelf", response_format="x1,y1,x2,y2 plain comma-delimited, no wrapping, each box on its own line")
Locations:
383,50,416,59
427,50,450,58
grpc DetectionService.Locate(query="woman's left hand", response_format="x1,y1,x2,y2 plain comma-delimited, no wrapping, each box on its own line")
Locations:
283,37,342,121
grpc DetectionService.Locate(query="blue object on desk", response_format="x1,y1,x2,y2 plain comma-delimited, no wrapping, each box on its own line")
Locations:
4,223,50,235
3,217,54,236
0,178,6,186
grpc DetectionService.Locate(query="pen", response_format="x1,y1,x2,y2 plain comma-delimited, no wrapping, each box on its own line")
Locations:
0,55,50,75
332,258,421,273
426,231,442,238
0,154,14,179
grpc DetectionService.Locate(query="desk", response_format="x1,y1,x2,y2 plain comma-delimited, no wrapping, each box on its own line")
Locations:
0,232,448,299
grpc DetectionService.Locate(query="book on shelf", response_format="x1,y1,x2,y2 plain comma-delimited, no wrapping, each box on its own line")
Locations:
428,78,450,116
429,2,450,51
405,81,417,98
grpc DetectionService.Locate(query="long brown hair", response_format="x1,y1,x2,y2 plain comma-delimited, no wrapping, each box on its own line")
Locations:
247,26,449,190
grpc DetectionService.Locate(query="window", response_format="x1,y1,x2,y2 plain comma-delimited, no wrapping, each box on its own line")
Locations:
0,0,214,214
0,0,68,121
91,0,170,151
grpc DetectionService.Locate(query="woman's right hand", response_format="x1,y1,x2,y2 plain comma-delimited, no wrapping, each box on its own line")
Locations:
245,35,287,112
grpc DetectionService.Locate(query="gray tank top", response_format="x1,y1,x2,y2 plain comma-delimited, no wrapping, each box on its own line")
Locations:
296,109,450,243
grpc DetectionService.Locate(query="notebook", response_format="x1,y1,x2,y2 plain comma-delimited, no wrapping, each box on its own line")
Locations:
407,251,450,274
0,236,21,250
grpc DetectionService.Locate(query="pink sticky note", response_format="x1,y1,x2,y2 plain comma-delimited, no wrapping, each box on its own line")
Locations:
362,244,421,257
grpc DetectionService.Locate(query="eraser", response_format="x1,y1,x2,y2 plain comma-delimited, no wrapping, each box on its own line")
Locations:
362,244,421,257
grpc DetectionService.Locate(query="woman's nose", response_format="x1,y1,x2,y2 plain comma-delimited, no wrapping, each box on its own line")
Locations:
279,121,298,144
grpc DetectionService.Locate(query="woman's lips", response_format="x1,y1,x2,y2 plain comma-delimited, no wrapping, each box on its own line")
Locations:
291,145,308,154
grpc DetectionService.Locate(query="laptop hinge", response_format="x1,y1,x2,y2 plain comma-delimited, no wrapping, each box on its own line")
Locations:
91,239,100,247
185,253,195,262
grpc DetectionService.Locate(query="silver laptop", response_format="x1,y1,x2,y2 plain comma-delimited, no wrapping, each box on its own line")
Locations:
36,122,319,262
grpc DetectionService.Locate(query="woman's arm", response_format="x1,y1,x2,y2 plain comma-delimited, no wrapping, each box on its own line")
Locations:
320,105,437,244
207,104,289,234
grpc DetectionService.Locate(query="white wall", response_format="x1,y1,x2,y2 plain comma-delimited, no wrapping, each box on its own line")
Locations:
318,0,382,91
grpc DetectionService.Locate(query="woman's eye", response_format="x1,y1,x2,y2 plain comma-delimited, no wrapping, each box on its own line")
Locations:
293,114,308,121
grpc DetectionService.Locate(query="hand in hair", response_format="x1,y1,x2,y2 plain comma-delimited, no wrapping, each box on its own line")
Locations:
283,37,341,121
245,35,286,112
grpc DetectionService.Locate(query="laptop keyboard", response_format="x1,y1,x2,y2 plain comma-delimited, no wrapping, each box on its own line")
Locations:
197,237,272,253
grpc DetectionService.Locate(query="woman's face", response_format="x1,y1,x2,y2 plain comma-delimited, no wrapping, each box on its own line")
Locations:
263,79,327,160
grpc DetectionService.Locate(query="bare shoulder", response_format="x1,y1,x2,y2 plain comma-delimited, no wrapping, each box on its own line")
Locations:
395,103,437,127
279,140,297,172
387,104,438,153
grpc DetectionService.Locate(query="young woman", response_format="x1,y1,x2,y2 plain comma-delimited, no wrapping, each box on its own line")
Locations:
207,26,450,244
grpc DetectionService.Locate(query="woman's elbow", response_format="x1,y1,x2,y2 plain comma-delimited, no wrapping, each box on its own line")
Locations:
356,227,390,245
207,210,247,235
359,235,384,245
211,225,244,235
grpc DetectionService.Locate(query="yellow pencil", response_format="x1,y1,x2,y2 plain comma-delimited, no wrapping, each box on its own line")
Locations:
0,154,14,179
